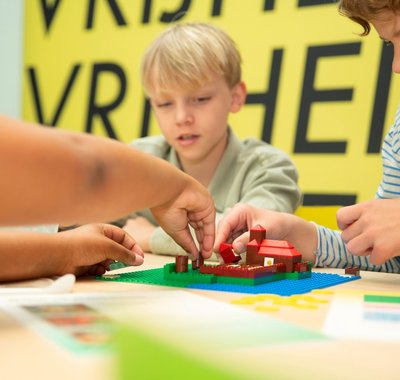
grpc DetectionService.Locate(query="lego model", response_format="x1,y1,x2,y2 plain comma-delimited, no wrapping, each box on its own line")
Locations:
98,225,361,296
165,225,312,286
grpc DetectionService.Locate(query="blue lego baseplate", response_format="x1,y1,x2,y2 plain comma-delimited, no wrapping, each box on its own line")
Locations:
187,272,361,296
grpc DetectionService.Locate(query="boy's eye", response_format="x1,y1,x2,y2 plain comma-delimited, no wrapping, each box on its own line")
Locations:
156,102,172,108
193,96,211,104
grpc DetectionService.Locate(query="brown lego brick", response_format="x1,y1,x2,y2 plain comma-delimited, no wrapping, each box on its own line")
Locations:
175,255,188,273
245,239,263,265
200,264,276,279
294,262,309,273
345,266,360,276
191,255,204,270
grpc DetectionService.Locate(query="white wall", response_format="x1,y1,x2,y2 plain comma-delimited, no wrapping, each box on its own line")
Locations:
0,0,24,117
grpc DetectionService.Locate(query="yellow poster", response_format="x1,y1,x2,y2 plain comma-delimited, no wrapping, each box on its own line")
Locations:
22,0,400,211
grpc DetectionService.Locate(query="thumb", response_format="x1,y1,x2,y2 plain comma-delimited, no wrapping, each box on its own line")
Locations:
232,231,250,254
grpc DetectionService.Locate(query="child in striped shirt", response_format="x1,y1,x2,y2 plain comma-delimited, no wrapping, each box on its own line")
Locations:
214,0,400,273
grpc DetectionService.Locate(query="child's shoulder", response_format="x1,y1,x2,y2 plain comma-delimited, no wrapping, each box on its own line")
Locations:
130,135,170,157
240,137,290,160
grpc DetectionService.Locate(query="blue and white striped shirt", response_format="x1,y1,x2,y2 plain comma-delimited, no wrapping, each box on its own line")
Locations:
315,107,400,273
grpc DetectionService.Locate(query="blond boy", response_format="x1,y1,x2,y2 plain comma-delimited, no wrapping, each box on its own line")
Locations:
124,23,301,256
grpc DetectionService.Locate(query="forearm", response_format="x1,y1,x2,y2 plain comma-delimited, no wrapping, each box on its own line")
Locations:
0,115,193,226
0,232,66,281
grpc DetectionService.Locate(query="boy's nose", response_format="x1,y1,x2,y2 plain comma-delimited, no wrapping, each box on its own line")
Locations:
175,106,193,125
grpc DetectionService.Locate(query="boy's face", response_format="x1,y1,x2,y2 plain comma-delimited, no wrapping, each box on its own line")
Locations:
371,11,400,73
148,74,246,167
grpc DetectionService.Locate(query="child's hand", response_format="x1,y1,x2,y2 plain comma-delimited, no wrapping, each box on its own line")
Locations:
56,224,144,277
214,203,318,262
338,199,400,265
150,176,215,259
214,203,283,253
123,217,155,252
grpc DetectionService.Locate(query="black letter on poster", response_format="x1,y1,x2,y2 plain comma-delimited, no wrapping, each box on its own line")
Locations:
27,64,81,126
40,0,62,33
142,0,222,23
86,0,127,29
246,49,283,143
86,63,126,139
140,99,152,137
160,0,191,23
263,0,276,10
295,42,361,153
298,0,334,6
368,42,393,153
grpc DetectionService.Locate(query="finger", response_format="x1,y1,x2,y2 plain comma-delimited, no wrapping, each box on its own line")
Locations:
369,247,388,266
102,224,144,258
171,228,200,259
340,220,364,244
345,234,372,257
336,204,362,230
232,231,250,254
187,206,215,259
102,241,145,266
214,211,248,251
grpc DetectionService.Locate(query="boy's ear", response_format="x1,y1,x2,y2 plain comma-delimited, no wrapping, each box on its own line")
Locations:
230,81,247,113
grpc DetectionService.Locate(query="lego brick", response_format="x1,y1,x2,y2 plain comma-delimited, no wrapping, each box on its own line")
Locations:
176,255,189,273
257,246,302,258
345,266,360,276
219,243,241,264
164,264,216,284
285,271,311,280
245,240,264,266
275,263,286,273
200,264,277,279
191,256,204,270
260,239,294,249
249,225,266,243
294,262,309,273
217,273,286,286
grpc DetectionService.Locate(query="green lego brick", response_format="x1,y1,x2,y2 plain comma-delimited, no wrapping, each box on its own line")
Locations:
164,263,217,284
216,273,286,286
285,271,312,280
364,295,400,304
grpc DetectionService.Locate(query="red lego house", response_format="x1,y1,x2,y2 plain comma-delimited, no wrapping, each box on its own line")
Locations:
245,225,306,273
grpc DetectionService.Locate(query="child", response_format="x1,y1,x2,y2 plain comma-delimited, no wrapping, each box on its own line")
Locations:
213,1,400,273
0,114,216,280
123,23,301,257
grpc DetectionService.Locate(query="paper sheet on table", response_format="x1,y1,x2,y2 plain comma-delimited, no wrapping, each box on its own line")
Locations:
323,291,400,342
0,290,323,353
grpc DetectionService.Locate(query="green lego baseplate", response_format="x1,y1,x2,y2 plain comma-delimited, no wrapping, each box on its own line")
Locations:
99,263,311,288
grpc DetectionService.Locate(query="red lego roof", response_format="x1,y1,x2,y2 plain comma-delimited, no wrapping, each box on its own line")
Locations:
257,246,302,258
251,224,266,232
260,239,294,249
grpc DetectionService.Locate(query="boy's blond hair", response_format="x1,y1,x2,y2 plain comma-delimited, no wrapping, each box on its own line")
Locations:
339,0,400,35
141,23,241,95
